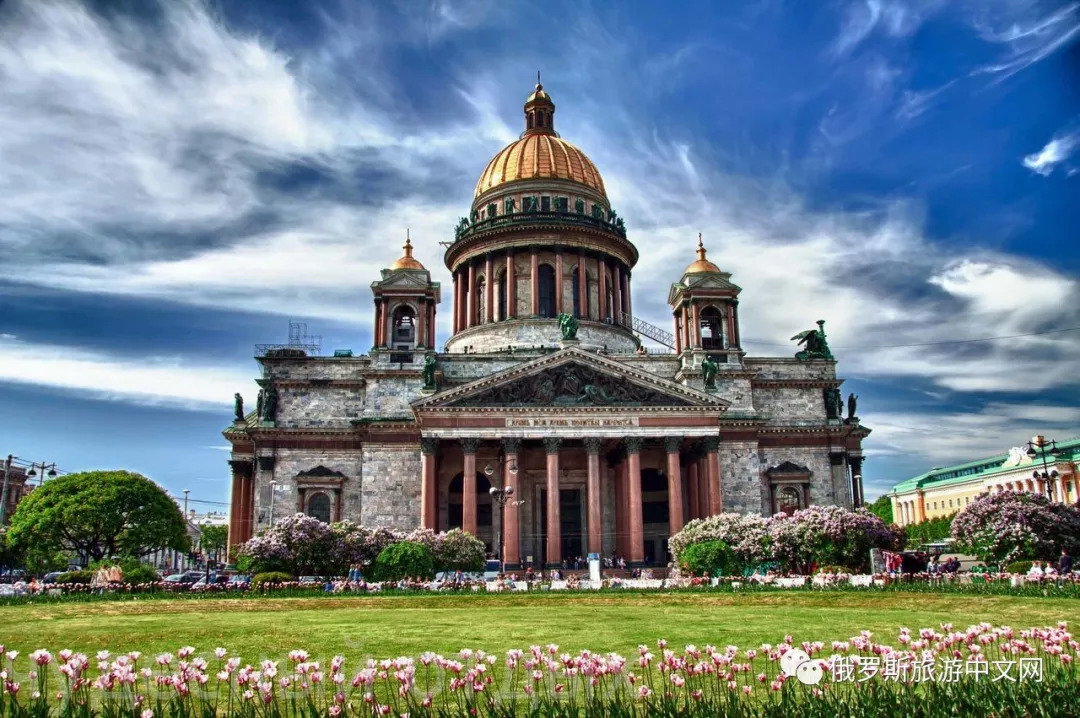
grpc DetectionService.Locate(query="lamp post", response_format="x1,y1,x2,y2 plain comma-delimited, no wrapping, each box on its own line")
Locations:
183,489,190,518
1026,435,1061,502
488,486,518,574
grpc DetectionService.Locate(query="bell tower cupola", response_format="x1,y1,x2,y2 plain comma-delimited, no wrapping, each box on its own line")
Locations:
668,234,742,359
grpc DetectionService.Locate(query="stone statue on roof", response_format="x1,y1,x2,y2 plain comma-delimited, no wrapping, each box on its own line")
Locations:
558,312,579,341
233,392,244,422
701,355,719,390
792,320,834,361
422,353,438,390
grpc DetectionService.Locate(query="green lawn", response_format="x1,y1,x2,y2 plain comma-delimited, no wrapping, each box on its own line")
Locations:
1,591,1074,660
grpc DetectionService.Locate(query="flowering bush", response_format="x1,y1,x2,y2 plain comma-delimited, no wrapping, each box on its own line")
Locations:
678,540,736,577
2,623,1078,717
238,518,485,577
371,541,435,581
669,513,771,570
671,506,900,574
951,490,1080,564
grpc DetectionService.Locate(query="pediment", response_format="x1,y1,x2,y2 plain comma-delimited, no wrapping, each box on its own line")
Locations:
414,347,728,410
683,274,740,291
297,465,347,479
372,271,432,289
767,461,811,476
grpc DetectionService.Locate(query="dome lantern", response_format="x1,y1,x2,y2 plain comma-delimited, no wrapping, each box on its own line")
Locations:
524,71,555,136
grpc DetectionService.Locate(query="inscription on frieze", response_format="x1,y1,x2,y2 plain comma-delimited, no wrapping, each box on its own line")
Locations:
505,417,639,428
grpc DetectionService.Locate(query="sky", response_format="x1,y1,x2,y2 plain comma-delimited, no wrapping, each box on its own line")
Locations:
1,0,1078,510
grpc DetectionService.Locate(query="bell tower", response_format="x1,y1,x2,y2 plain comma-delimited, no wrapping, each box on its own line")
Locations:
371,234,440,352
668,234,742,359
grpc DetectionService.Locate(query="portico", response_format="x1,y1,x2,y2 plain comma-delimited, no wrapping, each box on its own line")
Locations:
412,346,728,568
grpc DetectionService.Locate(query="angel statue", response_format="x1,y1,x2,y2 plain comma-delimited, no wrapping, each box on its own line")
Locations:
792,320,834,361
233,392,244,422
557,312,579,341
701,355,719,390
422,353,438,390
846,393,858,423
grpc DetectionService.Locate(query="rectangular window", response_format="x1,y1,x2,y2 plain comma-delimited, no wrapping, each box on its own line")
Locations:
541,196,551,212
555,197,568,213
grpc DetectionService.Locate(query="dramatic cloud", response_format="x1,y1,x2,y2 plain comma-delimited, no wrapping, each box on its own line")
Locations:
0,335,252,410
1022,129,1079,176
972,1,1080,79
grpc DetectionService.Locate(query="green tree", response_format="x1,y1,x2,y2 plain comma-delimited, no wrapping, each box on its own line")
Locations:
372,541,435,581
868,495,893,525
199,524,229,562
7,470,189,566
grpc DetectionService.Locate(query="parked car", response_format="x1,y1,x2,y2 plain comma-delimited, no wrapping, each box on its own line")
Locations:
298,576,327,584
191,572,230,588
41,572,66,584
227,574,250,588
163,571,202,586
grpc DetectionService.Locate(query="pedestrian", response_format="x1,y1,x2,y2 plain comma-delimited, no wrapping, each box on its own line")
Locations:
1059,549,1073,575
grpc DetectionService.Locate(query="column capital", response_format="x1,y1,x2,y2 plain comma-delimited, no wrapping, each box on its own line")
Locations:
542,437,563,455
460,438,481,454
702,436,721,452
502,437,522,454
663,436,683,454
623,436,643,455
583,437,603,455
421,437,440,455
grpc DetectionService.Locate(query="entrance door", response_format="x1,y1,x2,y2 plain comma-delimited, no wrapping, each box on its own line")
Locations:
539,489,584,564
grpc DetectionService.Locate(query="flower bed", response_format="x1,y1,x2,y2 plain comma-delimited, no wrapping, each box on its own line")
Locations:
1,623,1078,717
4,571,1080,607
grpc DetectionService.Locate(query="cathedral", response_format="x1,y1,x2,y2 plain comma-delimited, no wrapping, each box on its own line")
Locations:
224,82,870,568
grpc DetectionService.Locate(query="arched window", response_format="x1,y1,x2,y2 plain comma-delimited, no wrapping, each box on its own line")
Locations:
476,277,486,324
604,270,614,322
700,306,725,350
538,264,556,318
497,270,507,321
392,306,416,348
775,487,801,516
307,492,331,523
571,267,581,318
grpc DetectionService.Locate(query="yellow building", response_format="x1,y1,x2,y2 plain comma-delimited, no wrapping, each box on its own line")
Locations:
889,436,1079,526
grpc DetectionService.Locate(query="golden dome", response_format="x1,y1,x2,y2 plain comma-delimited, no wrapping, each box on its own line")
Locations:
474,134,607,199
685,234,720,274
389,236,425,270
473,79,607,199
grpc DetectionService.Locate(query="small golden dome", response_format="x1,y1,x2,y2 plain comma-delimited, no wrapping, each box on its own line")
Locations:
390,236,425,270
526,83,550,104
685,234,721,274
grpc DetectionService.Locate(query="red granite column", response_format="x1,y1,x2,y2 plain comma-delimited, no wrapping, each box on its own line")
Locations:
577,251,588,319
452,273,459,334
416,299,426,348
467,262,477,329
691,303,701,348
691,459,699,520
544,437,562,567
530,249,539,316
421,438,438,529
502,439,521,567
484,254,493,324
704,437,722,515
585,438,603,555
226,461,249,559
374,300,384,346
505,251,515,319
461,439,479,535
429,303,436,348
598,258,608,321
625,438,644,565
614,456,626,559
555,250,564,315
681,305,690,350
665,437,684,535
674,311,683,354
613,262,623,324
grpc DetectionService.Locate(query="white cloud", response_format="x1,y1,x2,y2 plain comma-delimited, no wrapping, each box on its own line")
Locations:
0,336,253,410
1022,130,1079,176
972,2,1080,79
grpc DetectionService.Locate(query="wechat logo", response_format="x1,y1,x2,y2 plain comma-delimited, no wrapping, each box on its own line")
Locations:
780,648,823,685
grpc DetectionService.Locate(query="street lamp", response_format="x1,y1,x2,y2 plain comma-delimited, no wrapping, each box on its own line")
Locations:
488,485,520,574
1026,435,1061,501
183,489,190,518
268,480,278,527
483,449,518,477
25,461,58,486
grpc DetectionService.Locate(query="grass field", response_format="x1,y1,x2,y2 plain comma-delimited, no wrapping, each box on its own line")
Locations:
1,591,1076,660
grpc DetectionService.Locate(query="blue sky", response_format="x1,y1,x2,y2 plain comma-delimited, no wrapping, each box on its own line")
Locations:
1,0,1078,509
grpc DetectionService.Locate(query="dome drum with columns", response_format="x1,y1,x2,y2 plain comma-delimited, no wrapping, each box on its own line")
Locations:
444,81,638,354
224,80,871,572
